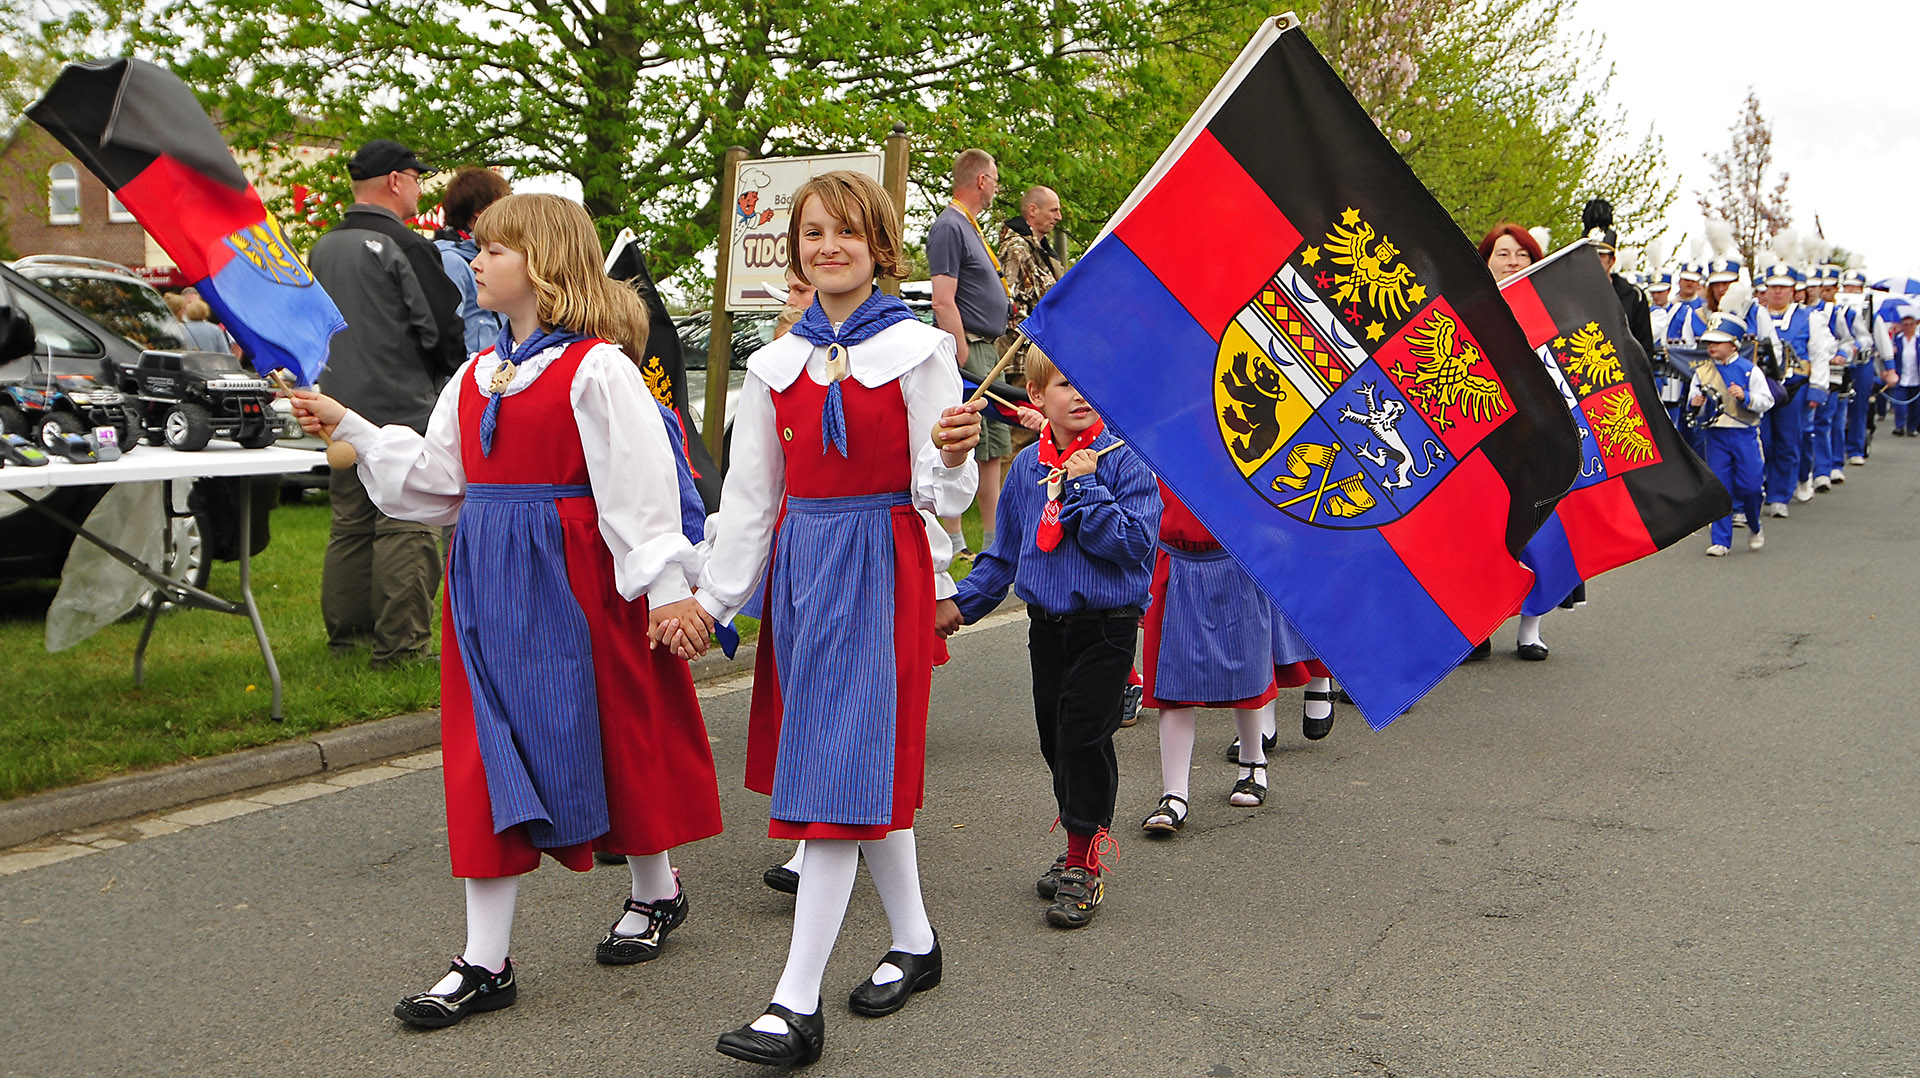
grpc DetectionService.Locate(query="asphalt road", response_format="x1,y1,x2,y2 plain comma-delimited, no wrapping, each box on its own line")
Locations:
5,440,1919,1078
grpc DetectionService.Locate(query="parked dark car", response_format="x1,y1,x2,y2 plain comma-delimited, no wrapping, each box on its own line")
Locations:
0,262,272,587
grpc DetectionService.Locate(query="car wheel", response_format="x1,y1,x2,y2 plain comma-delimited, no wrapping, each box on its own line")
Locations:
38,410,86,447
163,402,215,451
237,422,277,449
139,484,213,607
0,403,25,436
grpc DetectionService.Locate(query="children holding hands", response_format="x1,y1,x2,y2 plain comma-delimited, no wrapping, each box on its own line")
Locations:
290,194,724,1027
653,170,982,1068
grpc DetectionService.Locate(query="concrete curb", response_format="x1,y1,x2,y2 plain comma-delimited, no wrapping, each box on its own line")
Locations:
0,643,762,850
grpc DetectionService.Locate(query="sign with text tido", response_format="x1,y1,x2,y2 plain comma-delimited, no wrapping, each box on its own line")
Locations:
725,151,883,311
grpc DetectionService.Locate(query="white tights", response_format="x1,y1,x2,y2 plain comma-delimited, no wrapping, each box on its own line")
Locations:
752,828,934,1033
431,852,678,995
1157,701,1275,802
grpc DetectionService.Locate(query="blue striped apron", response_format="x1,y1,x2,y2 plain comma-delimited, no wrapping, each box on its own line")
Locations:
448,482,607,848
1154,542,1277,704
766,490,906,826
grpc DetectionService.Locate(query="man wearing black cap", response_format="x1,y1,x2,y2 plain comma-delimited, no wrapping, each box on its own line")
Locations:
308,139,466,668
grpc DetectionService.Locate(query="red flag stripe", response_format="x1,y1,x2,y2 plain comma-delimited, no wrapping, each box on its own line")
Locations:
1558,481,1656,578
1501,277,1557,349
115,154,265,281
1112,130,1302,337
1377,451,1533,639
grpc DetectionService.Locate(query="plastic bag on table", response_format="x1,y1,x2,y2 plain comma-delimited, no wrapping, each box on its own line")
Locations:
45,481,165,652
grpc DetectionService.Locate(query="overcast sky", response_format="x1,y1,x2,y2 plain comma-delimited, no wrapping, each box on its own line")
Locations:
1567,0,1920,278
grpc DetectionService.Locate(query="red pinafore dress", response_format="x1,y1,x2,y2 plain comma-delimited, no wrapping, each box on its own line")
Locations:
743,369,947,840
440,340,723,877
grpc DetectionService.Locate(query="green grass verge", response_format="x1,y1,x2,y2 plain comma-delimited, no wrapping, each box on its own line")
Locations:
0,494,984,801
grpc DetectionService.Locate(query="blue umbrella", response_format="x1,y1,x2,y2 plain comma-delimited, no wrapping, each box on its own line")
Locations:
1871,276,1920,293
1880,296,1918,323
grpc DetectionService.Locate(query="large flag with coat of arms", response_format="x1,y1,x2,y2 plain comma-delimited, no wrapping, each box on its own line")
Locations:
1499,242,1731,614
28,58,344,385
1020,16,1580,727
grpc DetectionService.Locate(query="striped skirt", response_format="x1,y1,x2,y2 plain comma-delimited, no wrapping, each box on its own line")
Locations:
447,483,605,848
764,491,908,828
1143,542,1281,710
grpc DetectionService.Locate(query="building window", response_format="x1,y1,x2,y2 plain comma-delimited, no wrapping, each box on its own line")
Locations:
48,163,81,224
107,190,136,223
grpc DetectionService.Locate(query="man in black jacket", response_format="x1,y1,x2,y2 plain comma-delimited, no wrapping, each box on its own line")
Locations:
307,140,465,668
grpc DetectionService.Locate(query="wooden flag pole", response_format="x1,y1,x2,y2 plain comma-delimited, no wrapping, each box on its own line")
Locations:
1036,439,1127,483
964,333,1028,405
270,370,356,469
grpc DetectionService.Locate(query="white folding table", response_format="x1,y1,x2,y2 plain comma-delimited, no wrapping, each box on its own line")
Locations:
1,444,324,720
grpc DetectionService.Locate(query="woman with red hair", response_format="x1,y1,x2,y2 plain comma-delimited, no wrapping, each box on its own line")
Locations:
1465,222,1557,662
1478,223,1542,283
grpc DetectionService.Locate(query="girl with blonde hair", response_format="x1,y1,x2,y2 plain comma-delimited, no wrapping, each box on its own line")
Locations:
291,192,723,1028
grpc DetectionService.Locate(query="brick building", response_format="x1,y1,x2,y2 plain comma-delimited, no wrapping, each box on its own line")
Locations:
0,122,157,269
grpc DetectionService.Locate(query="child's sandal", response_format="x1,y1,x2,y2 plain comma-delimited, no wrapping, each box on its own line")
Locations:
1229,762,1268,807
1140,793,1189,835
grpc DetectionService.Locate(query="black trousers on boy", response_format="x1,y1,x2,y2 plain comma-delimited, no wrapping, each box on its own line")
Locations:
1027,607,1140,836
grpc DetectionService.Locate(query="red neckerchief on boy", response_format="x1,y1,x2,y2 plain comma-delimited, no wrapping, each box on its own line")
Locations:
1034,418,1104,552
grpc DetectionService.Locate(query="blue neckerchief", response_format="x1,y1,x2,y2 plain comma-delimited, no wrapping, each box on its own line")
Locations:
479,324,589,456
789,289,915,457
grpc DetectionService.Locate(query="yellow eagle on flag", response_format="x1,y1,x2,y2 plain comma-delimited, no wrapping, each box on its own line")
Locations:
1561,321,1623,393
641,354,674,407
1393,310,1507,431
1590,390,1655,462
1322,208,1420,321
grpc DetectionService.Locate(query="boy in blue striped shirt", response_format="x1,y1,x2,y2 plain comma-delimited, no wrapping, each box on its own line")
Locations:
939,347,1161,928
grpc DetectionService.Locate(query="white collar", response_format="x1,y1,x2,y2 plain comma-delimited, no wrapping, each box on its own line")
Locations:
747,319,948,391
471,340,599,396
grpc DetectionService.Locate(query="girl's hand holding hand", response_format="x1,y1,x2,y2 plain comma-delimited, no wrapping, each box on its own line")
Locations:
934,598,964,638
649,598,714,659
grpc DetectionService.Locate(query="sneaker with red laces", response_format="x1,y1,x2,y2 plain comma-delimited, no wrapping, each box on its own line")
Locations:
1046,867,1103,929
1035,851,1069,900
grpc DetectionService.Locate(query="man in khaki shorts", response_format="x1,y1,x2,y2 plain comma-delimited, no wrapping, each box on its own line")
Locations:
929,148,1015,561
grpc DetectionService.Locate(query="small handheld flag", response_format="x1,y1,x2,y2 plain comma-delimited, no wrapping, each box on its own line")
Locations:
27,58,344,386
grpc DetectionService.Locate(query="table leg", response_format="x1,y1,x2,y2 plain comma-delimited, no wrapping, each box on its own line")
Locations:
234,480,284,721
133,601,161,686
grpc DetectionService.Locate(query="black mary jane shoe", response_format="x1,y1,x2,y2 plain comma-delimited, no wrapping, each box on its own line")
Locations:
595,888,689,965
763,864,800,895
393,957,517,1029
1302,688,1336,741
1516,642,1550,662
717,1003,825,1066
848,933,942,1017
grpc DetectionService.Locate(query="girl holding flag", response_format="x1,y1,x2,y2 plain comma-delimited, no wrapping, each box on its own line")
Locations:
290,193,723,1028
654,170,983,1067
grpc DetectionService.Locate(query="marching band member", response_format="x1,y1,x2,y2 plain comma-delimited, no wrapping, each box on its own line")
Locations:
1689,311,1775,556
1755,261,1833,514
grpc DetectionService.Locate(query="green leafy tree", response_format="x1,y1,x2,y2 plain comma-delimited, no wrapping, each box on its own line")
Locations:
1308,0,1675,251
87,0,1249,286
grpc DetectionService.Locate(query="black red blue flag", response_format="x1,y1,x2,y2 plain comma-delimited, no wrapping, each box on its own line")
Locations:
27,58,343,385
606,229,721,512
1499,242,1731,610
1020,18,1580,726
